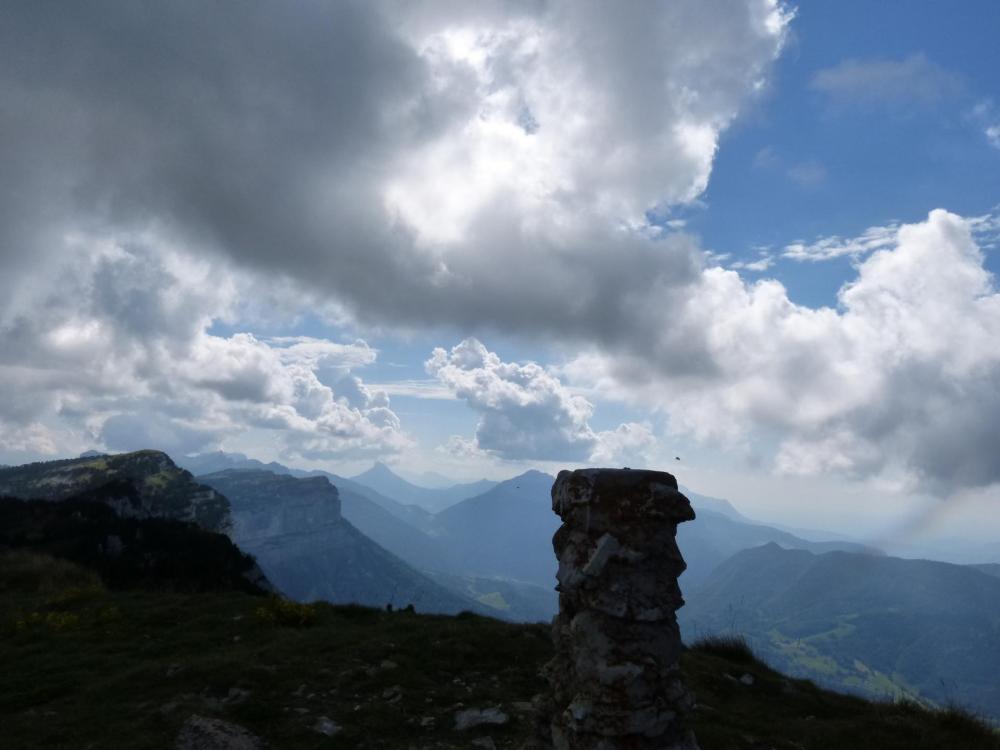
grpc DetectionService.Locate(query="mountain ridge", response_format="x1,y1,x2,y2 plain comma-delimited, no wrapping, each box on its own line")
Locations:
0,450,232,534
681,542,1000,719
351,461,498,512
198,469,484,616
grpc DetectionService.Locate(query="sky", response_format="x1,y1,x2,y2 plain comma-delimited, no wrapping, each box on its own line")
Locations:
1,1,999,546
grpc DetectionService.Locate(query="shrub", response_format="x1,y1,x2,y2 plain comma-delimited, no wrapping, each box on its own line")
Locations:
689,633,758,664
0,549,102,594
255,596,319,627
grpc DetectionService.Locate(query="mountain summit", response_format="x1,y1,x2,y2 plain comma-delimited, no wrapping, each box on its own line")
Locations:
0,450,232,534
350,461,497,512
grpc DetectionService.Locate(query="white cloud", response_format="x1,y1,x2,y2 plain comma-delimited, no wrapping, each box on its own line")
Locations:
367,379,459,401
811,53,963,109
783,222,900,262
0,237,409,463
730,248,775,272
969,99,1000,151
752,145,781,170
427,338,655,463
783,208,1000,263
786,159,827,188
0,0,791,345
566,210,1000,492
385,2,791,243
987,125,1000,149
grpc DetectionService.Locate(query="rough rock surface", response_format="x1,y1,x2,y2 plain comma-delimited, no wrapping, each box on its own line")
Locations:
454,706,510,730
541,468,699,749
175,714,265,750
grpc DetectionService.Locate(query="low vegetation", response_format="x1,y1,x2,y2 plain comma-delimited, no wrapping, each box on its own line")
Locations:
2,554,997,749
0,497,264,594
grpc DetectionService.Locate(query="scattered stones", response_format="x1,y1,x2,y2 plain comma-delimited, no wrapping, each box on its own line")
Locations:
540,468,699,749
454,707,509,731
739,674,755,686
312,716,341,736
174,714,265,750
223,688,250,706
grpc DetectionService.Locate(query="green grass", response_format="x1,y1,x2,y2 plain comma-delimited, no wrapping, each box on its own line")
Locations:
2,556,998,749
688,633,758,665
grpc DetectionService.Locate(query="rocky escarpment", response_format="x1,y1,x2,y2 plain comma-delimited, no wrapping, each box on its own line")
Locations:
539,468,698,750
0,450,232,534
200,469,484,614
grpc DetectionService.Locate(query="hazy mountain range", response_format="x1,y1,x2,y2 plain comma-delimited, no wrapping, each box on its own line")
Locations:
350,461,498,512
681,542,1000,719
198,469,480,614
7,448,1000,719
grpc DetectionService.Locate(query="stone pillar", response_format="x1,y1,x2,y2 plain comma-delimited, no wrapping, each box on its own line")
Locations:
543,468,698,750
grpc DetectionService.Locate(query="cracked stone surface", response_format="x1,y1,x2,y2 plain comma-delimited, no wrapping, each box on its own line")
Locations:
539,468,699,750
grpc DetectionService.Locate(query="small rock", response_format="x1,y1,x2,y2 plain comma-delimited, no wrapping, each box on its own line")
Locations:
471,738,496,750
739,673,755,686
293,707,310,715
292,684,307,697
174,714,265,750
511,701,534,713
312,716,341,737
380,659,399,670
420,716,435,728
223,688,251,706
454,707,509,731
166,664,185,678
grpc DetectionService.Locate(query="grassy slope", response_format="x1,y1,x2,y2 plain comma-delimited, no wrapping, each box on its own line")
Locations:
2,559,997,750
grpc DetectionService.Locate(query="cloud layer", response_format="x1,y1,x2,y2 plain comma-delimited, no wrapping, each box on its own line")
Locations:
0,0,789,342
0,238,407,461
567,210,1000,492
427,339,654,463
5,2,1000,499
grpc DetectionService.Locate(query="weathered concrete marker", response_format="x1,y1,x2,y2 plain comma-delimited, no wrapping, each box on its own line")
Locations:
541,468,698,750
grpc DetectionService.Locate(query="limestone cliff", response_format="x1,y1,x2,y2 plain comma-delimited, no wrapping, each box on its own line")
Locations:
0,450,232,534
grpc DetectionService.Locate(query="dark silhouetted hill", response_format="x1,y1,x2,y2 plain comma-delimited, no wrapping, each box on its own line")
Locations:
0,450,231,533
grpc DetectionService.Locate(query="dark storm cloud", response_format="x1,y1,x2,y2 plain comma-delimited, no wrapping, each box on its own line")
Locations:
0,0,783,371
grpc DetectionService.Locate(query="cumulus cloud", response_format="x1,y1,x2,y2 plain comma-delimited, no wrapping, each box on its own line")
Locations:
811,53,963,110
0,238,408,462
0,0,796,468
427,339,654,463
566,210,1000,492
0,0,790,341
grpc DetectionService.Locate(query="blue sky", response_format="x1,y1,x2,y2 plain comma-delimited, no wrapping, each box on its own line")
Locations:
2,1,999,544
693,0,1000,306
